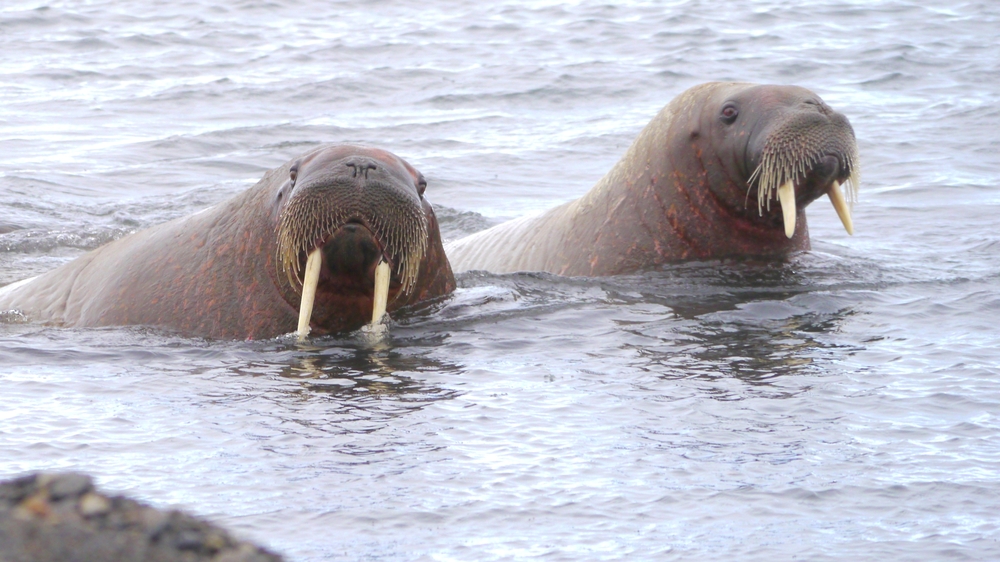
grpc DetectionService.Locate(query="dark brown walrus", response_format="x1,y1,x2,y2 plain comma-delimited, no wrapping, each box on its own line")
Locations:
0,145,456,339
445,82,860,275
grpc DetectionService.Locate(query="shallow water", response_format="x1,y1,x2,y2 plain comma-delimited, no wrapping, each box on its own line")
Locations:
2,0,1000,560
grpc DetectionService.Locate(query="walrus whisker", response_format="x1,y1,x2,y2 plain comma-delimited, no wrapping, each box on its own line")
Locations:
277,201,428,297
751,135,861,239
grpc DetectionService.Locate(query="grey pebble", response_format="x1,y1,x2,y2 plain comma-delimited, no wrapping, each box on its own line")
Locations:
47,473,94,500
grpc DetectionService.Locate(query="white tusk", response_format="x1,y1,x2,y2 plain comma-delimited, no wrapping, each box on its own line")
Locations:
296,248,322,342
828,180,854,235
777,179,796,239
370,260,391,327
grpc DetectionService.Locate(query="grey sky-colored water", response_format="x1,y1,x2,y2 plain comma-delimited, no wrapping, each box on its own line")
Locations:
1,1,999,560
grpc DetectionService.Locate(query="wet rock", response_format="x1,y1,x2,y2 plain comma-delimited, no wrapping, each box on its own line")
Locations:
45,472,93,500
78,492,112,517
0,472,285,562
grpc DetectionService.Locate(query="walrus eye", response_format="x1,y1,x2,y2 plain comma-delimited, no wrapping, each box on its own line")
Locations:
721,104,739,124
289,166,298,187
417,176,427,197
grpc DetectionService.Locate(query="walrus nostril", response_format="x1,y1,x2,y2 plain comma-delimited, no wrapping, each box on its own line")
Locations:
344,161,378,179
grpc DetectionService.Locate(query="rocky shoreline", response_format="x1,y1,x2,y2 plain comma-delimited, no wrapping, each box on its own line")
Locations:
0,472,285,562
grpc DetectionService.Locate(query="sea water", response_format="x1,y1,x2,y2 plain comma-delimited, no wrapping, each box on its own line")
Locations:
1,1,999,559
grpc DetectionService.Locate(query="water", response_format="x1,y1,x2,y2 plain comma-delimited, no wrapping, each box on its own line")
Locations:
2,0,999,560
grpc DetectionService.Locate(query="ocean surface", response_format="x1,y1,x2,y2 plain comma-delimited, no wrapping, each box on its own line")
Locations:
2,0,999,560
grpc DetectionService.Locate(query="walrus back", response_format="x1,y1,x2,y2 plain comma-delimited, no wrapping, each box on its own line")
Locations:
0,246,112,325
0,184,286,336
445,203,578,274
445,214,534,274
0,212,219,328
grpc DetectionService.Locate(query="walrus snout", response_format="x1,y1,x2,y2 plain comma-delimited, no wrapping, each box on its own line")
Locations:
748,92,860,240
318,221,395,292
809,154,842,192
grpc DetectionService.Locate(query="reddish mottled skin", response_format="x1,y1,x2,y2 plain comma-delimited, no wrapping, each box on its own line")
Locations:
445,82,857,276
0,145,455,339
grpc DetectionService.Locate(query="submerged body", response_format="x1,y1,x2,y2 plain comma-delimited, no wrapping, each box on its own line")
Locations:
446,82,859,275
0,145,455,339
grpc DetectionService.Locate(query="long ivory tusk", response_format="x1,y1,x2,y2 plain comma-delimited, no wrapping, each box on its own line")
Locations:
828,180,854,235
370,260,391,326
777,179,796,239
296,248,322,341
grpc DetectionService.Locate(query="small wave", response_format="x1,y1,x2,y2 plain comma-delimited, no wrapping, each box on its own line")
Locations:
0,310,28,324
0,227,135,254
434,204,503,242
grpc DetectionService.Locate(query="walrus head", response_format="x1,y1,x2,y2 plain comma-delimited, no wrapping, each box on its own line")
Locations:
272,145,452,336
695,83,860,240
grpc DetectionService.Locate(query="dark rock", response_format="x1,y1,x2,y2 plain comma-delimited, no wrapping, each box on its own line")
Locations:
0,472,286,562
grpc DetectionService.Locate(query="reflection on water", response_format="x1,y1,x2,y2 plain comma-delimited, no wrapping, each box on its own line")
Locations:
430,256,868,394
276,343,462,408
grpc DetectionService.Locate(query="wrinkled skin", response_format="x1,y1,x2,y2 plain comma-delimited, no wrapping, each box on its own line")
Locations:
0,145,455,339
445,82,859,275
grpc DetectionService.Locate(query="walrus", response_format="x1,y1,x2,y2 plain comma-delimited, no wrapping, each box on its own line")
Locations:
445,82,860,275
0,145,455,339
